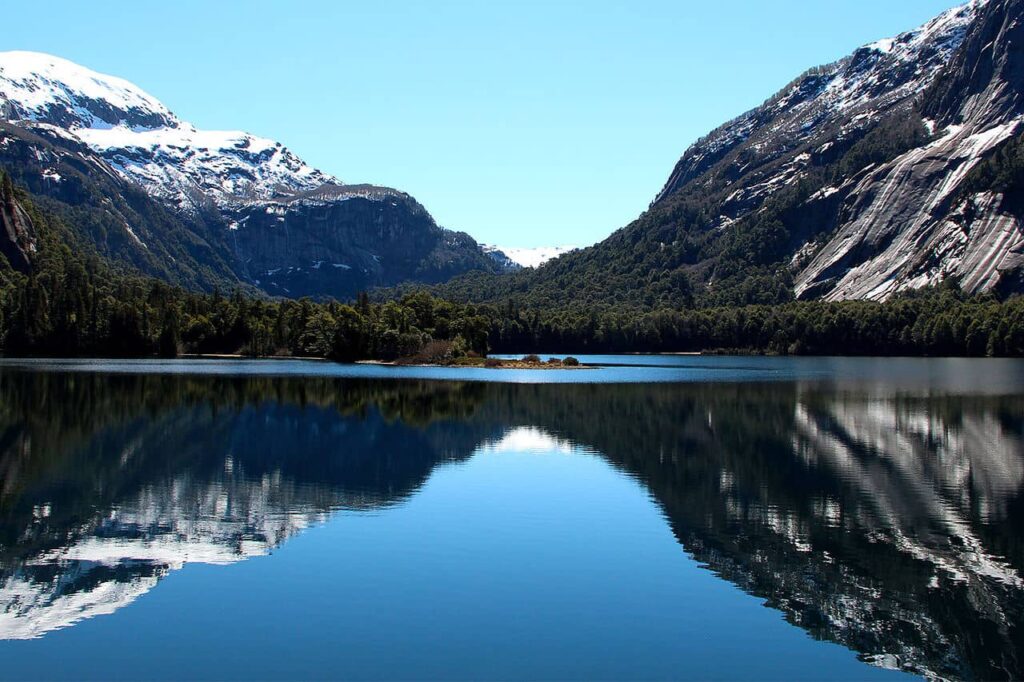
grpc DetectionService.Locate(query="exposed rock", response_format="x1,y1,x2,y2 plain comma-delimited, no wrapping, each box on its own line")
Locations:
454,0,1024,306
225,185,502,297
0,51,506,298
795,0,1024,299
0,172,36,273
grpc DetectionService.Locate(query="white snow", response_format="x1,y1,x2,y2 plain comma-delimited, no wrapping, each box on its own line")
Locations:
809,186,840,201
0,50,335,214
867,38,895,54
74,123,333,212
484,244,578,268
0,51,173,128
676,0,982,191
480,426,581,455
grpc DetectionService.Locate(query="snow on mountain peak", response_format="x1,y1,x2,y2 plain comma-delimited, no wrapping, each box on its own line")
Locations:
74,123,335,210
0,51,335,213
0,50,175,130
655,0,984,204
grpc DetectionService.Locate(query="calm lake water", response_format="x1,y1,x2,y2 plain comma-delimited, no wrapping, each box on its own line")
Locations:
0,356,1022,680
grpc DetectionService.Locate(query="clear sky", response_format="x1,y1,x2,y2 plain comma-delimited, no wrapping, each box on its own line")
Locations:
4,0,961,248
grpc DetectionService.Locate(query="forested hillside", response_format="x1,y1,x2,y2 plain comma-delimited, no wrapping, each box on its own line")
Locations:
428,0,1024,308
2,171,1023,360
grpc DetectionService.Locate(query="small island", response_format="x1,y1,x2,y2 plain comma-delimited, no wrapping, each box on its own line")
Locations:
363,348,588,369
461,355,587,369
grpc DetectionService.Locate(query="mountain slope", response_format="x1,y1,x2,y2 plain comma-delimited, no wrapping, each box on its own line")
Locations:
436,0,1024,308
0,52,504,297
793,0,1024,299
0,120,244,290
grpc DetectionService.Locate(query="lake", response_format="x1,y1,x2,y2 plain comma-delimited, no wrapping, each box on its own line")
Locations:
0,356,1021,680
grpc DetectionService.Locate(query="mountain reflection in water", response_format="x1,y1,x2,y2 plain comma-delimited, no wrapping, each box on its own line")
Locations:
0,371,1022,680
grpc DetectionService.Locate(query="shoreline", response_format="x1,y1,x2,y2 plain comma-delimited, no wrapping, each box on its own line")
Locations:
184,354,595,370
356,359,594,370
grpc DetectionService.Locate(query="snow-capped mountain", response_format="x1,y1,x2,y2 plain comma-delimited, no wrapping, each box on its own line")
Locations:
655,1,983,204
0,51,507,297
478,0,1024,305
483,244,578,269
657,0,1024,300
0,52,331,213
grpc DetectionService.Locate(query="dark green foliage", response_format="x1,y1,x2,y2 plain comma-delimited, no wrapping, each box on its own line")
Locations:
417,111,936,311
1,168,1023,360
0,188,499,362
958,132,1024,205
0,124,245,293
830,114,931,182
2,232,1024,359
482,288,1024,357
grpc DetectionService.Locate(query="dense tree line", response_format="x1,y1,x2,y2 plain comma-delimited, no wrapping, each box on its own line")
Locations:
0,262,493,362
1,173,1023,360
487,287,1024,356
2,237,1023,359
423,112,940,310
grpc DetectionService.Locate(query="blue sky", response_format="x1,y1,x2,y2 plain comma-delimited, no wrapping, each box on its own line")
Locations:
5,0,960,248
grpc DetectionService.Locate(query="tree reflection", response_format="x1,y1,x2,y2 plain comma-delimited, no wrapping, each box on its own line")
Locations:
0,370,1021,679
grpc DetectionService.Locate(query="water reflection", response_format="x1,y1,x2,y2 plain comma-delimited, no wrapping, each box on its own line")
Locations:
0,371,1022,679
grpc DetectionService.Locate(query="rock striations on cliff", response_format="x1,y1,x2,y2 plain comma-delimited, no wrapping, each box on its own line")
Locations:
438,0,1024,307
657,0,1024,301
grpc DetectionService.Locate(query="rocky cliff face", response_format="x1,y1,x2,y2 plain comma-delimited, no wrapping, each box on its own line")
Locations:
225,185,501,297
794,0,1024,299
0,174,36,274
0,51,505,296
478,0,1024,306
659,0,1024,301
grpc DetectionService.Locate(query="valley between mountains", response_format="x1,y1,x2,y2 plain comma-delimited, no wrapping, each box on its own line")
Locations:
1,0,1024,360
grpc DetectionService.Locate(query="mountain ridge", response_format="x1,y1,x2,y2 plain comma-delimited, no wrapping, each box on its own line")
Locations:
0,51,507,297
431,0,1024,308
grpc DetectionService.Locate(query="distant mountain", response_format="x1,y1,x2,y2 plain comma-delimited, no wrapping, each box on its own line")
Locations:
436,0,1024,308
0,51,507,297
483,244,578,269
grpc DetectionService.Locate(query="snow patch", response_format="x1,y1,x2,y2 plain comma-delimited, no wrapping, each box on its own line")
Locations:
0,50,336,215
484,244,578,268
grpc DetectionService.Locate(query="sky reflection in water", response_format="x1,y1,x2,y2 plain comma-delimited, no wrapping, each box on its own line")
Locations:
0,358,1022,680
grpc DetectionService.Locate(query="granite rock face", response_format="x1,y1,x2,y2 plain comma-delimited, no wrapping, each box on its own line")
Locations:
794,0,1024,299
224,185,502,297
464,0,1024,305
0,173,35,274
